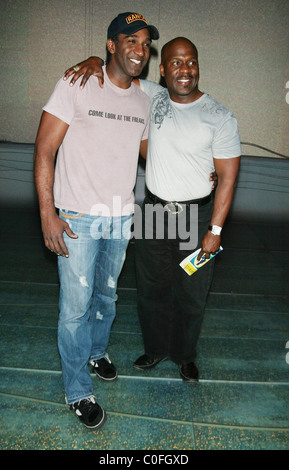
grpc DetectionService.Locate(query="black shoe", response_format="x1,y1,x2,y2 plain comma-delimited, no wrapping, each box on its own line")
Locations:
133,354,168,370
70,396,106,429
90,355,117,381
179,362,199,383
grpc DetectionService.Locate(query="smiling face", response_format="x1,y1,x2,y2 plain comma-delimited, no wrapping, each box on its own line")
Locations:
160,37,202,103
107,28,151,87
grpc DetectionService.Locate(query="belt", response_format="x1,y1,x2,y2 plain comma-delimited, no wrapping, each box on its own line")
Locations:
146,189,212,214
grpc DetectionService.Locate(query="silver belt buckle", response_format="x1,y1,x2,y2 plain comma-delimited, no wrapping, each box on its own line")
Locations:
164,202,184,214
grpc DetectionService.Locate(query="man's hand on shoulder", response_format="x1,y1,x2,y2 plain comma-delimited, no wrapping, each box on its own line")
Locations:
63,56,105,89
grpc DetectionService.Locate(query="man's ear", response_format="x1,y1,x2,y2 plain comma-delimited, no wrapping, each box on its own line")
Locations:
160,64,165,77
107,39,116,55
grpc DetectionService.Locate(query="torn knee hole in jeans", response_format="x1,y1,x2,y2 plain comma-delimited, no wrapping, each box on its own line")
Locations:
107,275,116,289
79,276,89,287
96,311,103,320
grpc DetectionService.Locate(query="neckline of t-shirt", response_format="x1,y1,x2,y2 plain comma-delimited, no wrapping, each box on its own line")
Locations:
169,93,207,108
103,66,135,95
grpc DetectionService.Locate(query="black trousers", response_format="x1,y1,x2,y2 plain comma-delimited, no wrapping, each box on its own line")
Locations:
134,194,215,365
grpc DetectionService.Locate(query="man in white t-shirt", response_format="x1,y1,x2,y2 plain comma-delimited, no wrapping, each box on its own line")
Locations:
133,39,240,382
64,37,241,384
34,12,159,429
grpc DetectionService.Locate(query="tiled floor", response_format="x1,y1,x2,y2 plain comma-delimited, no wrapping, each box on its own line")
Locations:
0,207,288,450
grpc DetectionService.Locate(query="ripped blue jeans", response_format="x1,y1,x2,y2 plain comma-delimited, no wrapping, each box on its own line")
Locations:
57,210,131,404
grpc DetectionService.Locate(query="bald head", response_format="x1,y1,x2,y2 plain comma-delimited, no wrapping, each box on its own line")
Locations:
161,37,198,64
159,37,202,103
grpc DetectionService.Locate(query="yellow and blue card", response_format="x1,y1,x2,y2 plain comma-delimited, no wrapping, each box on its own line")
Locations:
180,246,223,275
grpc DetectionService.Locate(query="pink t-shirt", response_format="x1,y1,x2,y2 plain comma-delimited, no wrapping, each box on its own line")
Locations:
43,67,150,216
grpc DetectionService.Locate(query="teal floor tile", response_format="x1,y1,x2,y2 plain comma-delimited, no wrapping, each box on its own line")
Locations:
188,382,289,428
206,293,289,314
193,424,289,450
96,377,192,422
201,310,289,340
1,210,288,450
0,369,192,422
0,305,59,328
0,369,64,404
0,324,61,371
197,337,289,382
0,281,59,305
0,395,196,450
112,305,141,333
1,310,288,382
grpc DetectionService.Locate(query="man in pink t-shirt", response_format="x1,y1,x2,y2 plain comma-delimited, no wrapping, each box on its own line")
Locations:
34,12,159,429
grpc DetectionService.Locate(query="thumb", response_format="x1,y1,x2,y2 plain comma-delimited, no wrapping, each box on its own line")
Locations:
95,73,104,88
64,225,78,239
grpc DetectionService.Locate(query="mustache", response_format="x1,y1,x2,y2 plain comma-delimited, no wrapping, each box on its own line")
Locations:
177,74,195,79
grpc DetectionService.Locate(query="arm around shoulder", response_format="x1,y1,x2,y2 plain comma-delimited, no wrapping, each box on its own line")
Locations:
139,139,148,160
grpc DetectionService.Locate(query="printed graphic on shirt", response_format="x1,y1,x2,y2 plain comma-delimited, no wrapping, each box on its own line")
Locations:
88,109,145,124
200,100,224,115
150,90,172,129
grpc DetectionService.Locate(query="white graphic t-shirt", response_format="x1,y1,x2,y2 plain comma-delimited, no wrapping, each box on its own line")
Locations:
140,80,241,201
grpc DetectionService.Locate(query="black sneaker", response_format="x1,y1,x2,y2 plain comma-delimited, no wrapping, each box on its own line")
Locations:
179,362,199,384
70,396,106,429
133,354,168,370
90,355,117,381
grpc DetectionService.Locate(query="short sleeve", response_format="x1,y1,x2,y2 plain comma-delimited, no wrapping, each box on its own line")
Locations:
213,113,241,159
139,79,164,101
42,77,77,125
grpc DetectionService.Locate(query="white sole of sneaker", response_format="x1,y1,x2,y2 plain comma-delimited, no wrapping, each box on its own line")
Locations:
95,371,118,382
82,408,107,429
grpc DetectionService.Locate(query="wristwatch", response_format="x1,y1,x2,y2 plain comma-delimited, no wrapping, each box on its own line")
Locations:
208,225,222,236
